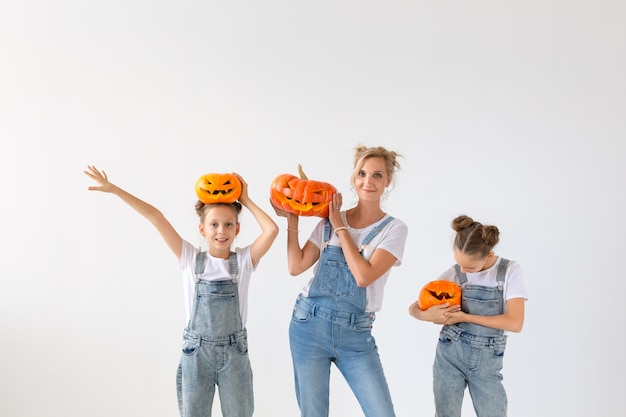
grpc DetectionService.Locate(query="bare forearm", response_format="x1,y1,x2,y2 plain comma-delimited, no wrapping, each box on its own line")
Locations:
335,230,395,287
110,184,164,225
241,197,279,237
459,313,524,333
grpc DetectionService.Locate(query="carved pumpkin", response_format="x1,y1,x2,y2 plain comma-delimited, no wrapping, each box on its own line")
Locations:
270,164,337,217
417,280,462,311
195,173,242,204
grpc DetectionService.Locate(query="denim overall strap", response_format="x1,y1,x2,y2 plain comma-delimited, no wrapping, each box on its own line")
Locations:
358,215,394,253
321,215,395,249
194,251,239,283
453,264,467,285
495,258,508,291
322,218,332,247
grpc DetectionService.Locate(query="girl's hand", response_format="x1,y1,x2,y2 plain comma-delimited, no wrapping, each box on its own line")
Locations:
443,309,467,325
84,165,115,193
429,304,455,325
233,172,249,203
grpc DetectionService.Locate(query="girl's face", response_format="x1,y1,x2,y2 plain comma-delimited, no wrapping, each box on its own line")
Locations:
199,205,240,251
454,248,495,273
353,157,391,203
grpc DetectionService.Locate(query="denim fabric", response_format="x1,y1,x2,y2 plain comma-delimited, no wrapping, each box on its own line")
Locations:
177,279,253,417
433,271,508,417
289,219,396,417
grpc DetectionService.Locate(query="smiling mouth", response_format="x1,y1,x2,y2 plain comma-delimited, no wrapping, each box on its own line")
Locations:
210,189,236,195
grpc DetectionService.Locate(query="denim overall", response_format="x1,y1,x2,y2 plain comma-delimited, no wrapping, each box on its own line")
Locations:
289,216,396,417
433,258,510,417
176,251,253,417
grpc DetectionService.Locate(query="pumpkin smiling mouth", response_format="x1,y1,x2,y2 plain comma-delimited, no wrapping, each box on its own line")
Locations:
208,189,236,195
427,291,457,301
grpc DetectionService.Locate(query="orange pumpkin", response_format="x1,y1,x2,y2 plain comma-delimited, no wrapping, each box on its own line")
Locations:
195,173,242,204
270,164,337,217
417,280,462,311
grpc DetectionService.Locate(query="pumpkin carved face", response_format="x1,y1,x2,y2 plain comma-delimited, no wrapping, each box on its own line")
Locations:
417,280,462,311
270,164,337,217
195,173,242,204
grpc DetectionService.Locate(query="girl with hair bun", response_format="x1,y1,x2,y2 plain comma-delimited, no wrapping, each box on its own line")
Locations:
409,215,527,417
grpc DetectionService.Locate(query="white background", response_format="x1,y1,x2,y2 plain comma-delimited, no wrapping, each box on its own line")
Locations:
1,1,624,416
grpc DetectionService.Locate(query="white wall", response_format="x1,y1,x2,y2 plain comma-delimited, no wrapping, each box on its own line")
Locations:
1,1,624,416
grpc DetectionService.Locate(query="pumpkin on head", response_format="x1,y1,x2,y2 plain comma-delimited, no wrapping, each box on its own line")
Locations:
417,280,462,311
195,173,242,204
270,164,337,217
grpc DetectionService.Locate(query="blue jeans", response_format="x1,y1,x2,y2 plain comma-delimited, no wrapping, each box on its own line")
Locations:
433,325,507,417
289,295,395,417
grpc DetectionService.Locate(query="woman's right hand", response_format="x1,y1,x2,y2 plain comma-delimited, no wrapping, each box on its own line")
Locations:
270,200,294,219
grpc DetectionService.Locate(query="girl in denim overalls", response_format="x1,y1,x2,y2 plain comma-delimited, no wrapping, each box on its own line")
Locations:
409,215,527,417
272,146,408,417
84,166,278,417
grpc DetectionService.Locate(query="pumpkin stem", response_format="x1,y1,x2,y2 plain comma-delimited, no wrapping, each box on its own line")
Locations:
297,164,308,180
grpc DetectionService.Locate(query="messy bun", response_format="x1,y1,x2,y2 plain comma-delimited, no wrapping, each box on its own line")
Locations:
452,215,499,258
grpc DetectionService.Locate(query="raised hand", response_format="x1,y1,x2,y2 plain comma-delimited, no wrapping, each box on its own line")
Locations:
84,165,115,193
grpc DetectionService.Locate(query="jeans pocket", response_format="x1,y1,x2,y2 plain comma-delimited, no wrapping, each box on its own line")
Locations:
437,334,454,347
235,337,249,355
181,336,198,356
493,345,506,357
319,260,357,297
354,315,375,331
291,303,312,323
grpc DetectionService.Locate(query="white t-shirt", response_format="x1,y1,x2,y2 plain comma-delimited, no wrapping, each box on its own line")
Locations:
179,240,256,327
437,256,528,314
303,213,408,312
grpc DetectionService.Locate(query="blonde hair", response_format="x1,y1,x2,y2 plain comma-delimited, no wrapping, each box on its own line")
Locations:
350,145,402,190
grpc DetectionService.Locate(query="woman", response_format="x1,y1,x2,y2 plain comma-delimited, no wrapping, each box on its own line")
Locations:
272,145,408,417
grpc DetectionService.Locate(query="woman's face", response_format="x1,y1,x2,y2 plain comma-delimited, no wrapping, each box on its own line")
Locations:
353,157,391,203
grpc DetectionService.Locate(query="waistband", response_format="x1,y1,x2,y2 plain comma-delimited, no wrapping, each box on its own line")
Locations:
441,324,507,349
296,294,375,325
183,328,247,346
